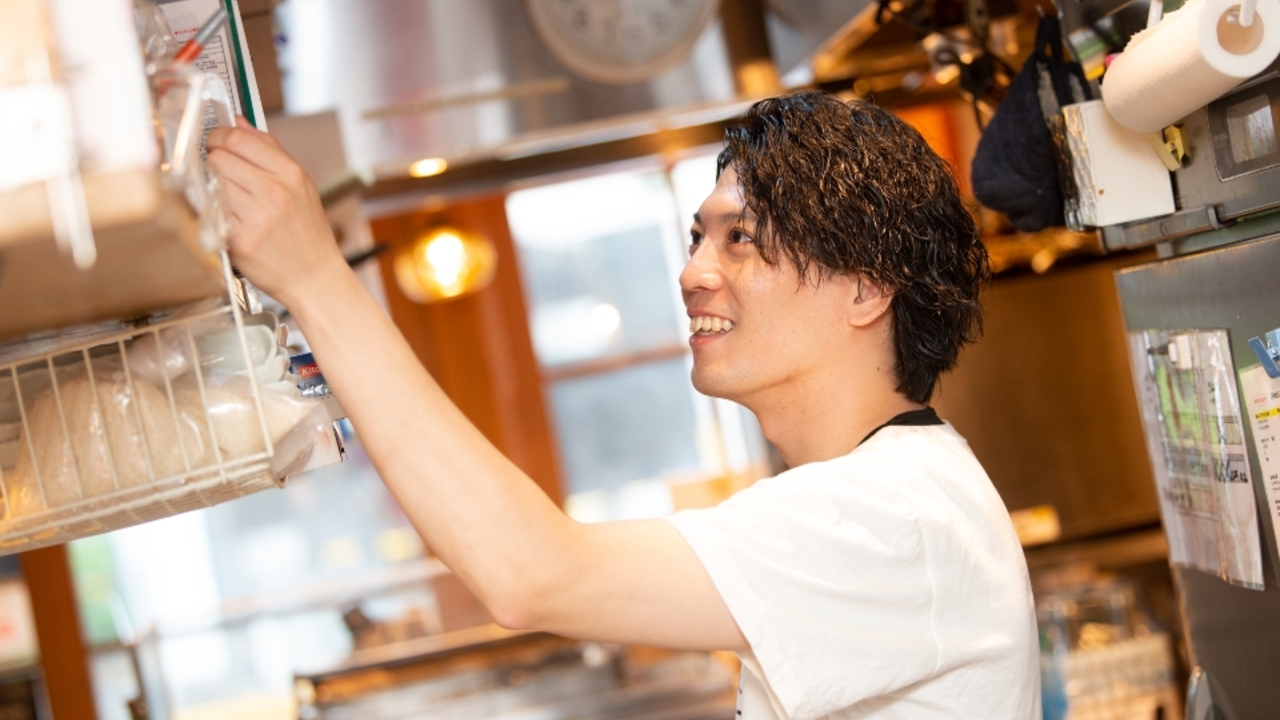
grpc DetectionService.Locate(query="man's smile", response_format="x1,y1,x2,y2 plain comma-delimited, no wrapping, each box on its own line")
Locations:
688,315,736,336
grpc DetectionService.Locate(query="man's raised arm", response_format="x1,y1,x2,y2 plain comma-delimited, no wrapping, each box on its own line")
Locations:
204,123,746,651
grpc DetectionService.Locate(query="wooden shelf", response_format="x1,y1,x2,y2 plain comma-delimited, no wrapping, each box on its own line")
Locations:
0,170,226,341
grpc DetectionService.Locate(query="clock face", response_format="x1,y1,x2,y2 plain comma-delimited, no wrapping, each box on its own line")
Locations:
526,0,720,85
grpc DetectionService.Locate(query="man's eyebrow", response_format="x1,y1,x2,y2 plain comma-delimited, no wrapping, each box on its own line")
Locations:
692,210,757,226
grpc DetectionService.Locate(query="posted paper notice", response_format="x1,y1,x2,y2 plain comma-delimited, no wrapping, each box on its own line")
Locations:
1239,364,1280,561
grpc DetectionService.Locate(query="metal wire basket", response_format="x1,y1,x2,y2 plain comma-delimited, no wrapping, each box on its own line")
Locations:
0,254,321,555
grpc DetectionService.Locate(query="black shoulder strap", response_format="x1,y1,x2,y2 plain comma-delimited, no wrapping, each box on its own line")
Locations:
858,407,944,446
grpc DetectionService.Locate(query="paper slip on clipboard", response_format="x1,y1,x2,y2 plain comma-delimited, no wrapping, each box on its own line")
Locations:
157,0,267,130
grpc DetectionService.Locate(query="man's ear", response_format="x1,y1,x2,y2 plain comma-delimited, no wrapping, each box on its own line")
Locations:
848,276,892,328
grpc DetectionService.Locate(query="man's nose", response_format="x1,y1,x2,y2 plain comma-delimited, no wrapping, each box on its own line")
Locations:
679,243,723,294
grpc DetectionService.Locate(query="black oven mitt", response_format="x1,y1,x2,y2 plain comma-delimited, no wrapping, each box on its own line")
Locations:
972,14,1091,232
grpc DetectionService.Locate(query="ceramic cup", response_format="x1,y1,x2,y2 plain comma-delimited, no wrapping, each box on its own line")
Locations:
197,325,277,374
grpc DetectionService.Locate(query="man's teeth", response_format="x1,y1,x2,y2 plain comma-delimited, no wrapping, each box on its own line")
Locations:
689,316,735,334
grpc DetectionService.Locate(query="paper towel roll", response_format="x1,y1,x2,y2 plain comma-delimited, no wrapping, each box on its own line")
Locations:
1102,0,1280,133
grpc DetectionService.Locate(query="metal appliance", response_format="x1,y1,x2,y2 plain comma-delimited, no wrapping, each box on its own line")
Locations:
1101,51,1280,717
1116,230,1280,720
294,624,735,720
269,0,876,176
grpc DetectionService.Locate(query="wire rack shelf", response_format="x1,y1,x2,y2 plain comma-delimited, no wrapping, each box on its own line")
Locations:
0,254,322,555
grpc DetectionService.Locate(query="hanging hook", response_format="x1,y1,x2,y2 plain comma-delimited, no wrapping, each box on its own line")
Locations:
1147,0,1165,29
1240,0,1258,27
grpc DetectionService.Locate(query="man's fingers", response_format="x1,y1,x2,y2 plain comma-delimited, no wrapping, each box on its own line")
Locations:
205,125,295,176
231,117,285,150
218,177,259,225
207,146,275,197
233,116,278,142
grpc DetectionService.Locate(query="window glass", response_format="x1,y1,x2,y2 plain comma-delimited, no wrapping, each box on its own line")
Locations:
520,226,681,366
507,160,769,521
670,151,721,230
506,172,687,367
508,169,702,521
547,357,701,499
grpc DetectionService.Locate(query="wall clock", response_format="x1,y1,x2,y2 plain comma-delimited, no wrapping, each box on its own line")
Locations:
526,0,720,85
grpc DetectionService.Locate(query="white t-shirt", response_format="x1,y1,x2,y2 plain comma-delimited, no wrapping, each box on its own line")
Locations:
666,421,1040,720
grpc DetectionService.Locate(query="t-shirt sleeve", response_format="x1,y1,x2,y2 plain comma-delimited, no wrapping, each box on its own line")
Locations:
666,468,941,720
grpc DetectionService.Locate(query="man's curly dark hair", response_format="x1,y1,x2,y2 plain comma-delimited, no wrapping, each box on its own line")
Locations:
717,90,989,404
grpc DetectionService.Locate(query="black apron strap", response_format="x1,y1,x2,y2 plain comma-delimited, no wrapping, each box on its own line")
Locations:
858,407,944,446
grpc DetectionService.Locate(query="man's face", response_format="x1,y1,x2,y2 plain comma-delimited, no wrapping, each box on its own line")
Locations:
679,167,861,406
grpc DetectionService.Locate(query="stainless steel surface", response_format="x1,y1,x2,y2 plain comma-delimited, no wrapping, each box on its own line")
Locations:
1171,62,1280,223
1185,667,1217,720
361,111,734,218
299,625,735,720
1155,210,1280,259
321,624,544,677
1116,234,1280,720
763,0,873,77
276,0,739,174
1101,206,1224,252
315,666,734,720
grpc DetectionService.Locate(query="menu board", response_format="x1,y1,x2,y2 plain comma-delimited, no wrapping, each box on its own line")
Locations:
1129,329,1264,589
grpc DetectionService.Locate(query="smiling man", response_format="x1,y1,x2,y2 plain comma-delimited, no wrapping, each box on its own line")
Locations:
206,91,1038,719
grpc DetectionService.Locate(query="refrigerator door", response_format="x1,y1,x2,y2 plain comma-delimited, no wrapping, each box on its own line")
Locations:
1117,234,1280,720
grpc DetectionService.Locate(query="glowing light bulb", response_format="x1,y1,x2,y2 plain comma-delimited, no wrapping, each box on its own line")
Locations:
425,232,466,291
408,157,448,178
394,226,498,303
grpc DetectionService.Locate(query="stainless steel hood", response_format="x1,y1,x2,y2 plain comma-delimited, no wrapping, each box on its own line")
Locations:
271,0,884,178
276,0,740,175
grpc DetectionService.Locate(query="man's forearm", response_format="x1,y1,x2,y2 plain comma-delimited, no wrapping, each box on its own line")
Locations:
282,264,572,624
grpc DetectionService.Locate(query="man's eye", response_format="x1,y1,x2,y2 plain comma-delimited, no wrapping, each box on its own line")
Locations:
729,229,753,244
688,231,703,254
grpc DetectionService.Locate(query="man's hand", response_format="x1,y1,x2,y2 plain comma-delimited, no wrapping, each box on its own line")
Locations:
206,121,346,307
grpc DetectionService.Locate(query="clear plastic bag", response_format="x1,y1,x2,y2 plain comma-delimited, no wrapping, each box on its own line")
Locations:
6,358,207,517
126,327,197,388
134,1,180,68
174,372,319,462
1128,329,1265,588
